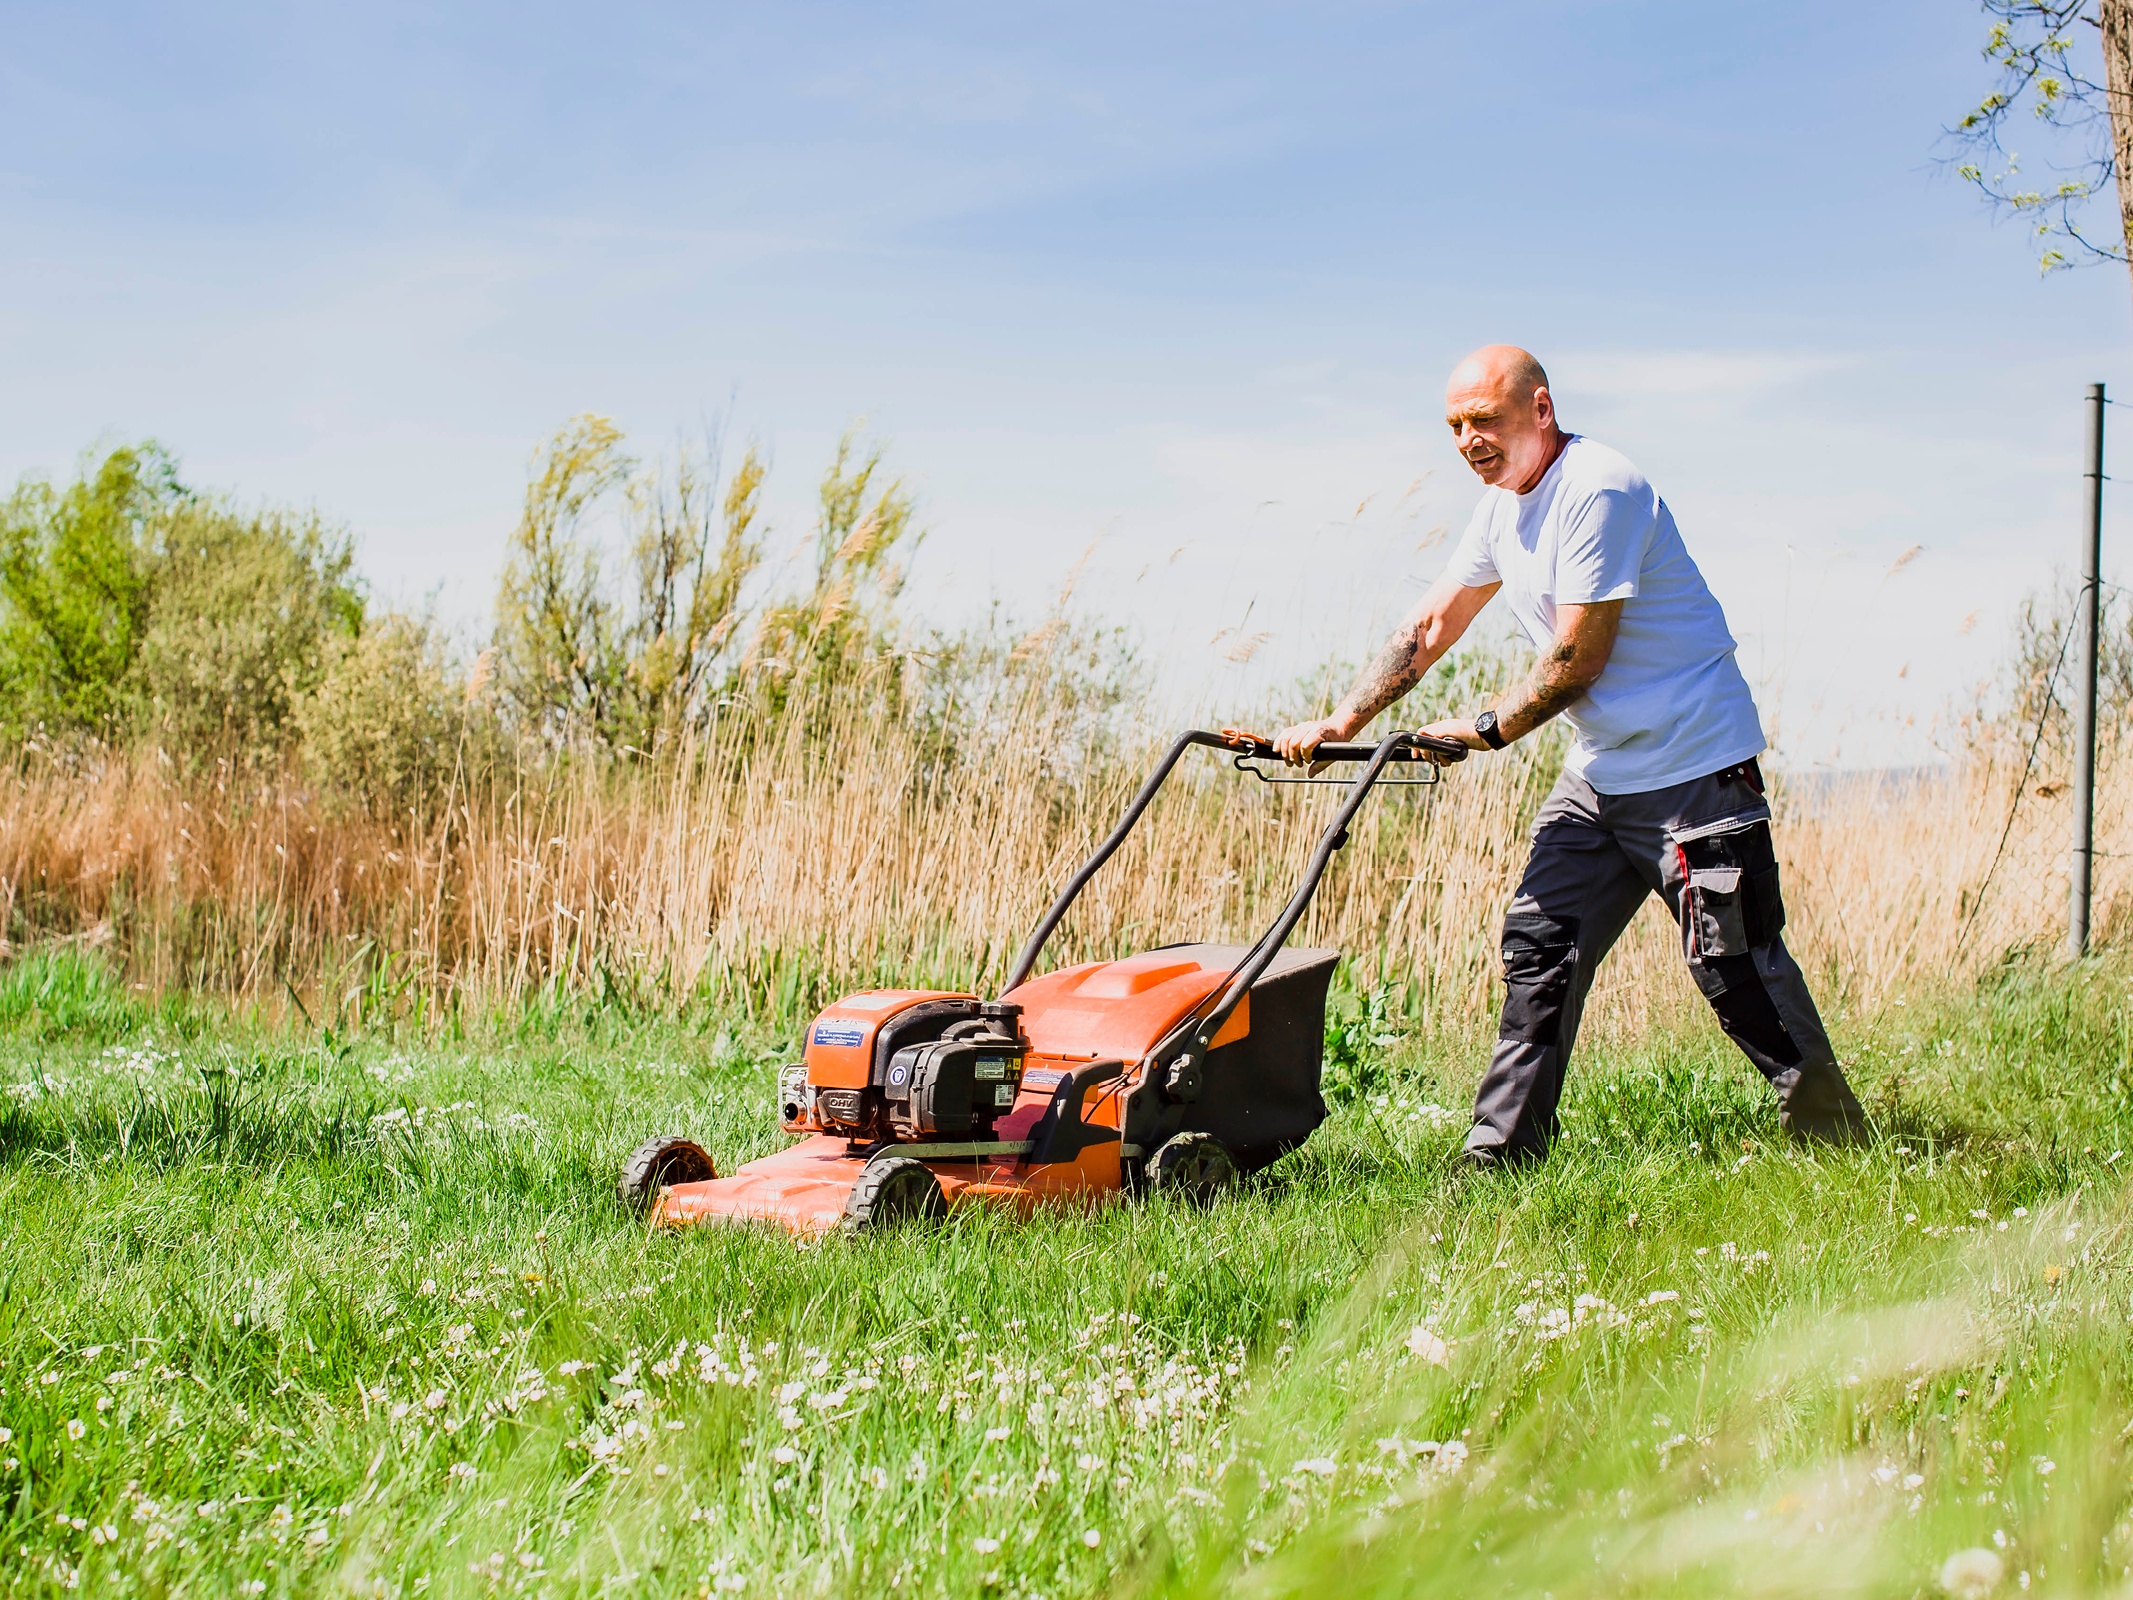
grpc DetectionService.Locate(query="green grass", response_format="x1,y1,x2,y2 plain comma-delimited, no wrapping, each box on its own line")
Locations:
5,947,2133,1597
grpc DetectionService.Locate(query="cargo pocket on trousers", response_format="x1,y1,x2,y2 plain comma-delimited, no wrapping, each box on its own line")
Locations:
1670,810,1787,961
1499,910,1580,1045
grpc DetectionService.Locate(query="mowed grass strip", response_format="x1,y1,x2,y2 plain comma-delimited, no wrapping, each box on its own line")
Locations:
3,950,2133,1598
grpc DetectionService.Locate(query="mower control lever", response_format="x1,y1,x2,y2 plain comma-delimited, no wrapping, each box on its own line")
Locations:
1309,734,1467,762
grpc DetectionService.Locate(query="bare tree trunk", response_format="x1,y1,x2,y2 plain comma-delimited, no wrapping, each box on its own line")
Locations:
2104,0,2133,296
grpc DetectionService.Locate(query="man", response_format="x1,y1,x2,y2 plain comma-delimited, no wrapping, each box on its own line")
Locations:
1274,345,1866,1166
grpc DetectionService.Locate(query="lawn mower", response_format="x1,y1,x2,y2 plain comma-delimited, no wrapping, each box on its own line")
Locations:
619,727,1466,1234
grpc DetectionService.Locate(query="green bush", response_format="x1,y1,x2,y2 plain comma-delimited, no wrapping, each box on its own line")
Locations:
132,503,362,758
294,613,476,817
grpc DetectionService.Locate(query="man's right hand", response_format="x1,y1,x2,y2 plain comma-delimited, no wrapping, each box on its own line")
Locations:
1273,715,1355,769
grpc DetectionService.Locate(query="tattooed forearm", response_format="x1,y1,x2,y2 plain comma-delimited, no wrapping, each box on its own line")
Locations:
1479,602,1621,745
1500,642,1588,734
1337,631,1425,725
1496,628,1612,741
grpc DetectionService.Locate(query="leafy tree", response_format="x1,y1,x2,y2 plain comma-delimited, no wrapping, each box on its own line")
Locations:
1950,0,2133,285
744,427,921,710
492,415,635,742
0,444,366,757
615,440,764,749
132,503,363,756
492,416,769,748
0,445,180,738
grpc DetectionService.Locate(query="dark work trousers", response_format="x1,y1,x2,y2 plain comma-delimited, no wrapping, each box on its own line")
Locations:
1466,762,1867,1162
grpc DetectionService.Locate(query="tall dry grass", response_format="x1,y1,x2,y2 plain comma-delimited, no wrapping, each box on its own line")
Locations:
0,663,2122,1032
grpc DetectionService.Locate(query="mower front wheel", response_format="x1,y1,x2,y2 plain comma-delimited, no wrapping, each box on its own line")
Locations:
1145,1132,1236,1203
618,1135,717,1212
843,1155,947,1234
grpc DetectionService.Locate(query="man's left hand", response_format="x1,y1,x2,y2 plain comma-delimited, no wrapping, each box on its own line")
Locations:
1418,717,1486,763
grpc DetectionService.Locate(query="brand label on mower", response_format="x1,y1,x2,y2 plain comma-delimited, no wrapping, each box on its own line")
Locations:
811,1021,867,1048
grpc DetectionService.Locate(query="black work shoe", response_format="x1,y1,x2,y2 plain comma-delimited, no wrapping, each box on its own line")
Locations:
1782,1111,1872,1149
1459,1143,1535,1173
1777,1065,1872,1149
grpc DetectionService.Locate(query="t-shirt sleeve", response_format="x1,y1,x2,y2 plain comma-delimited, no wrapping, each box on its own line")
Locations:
1442,501,1500,589
1553,485,1654,604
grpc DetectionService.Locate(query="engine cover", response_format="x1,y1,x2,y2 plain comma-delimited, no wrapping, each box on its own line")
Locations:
884,1037,1026,1139
788,992,984,1137
784,993,1029,1143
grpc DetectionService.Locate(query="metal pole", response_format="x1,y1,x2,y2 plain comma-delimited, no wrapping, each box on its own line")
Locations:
2071,381,2105,959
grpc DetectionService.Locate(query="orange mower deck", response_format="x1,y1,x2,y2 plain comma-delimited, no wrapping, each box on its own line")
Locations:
651,1133,1127,1235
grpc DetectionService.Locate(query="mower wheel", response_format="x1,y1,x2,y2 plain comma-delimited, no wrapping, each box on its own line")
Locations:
843,1155,947,1234
1145,1132,1236,1203
617,1135,717,1211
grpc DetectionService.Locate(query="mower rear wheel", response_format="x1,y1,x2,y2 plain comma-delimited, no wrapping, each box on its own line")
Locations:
617,1135,717,1211
1145,1132,1236,1203
843,1155,947,1233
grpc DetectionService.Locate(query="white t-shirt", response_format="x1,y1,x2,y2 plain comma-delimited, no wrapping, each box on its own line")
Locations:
1444,435,1764,795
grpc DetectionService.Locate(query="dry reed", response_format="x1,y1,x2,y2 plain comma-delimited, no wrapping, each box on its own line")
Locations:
0,666,2121,1033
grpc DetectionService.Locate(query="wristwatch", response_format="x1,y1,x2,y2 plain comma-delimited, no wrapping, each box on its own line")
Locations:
1473,709,1507,750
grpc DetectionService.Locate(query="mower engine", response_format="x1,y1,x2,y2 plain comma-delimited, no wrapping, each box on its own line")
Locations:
779,995,1027,1146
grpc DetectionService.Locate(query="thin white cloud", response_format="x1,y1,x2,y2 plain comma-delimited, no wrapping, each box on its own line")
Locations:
1559,348,1857,406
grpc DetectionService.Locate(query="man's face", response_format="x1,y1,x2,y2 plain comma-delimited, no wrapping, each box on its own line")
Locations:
1445,368,1556,491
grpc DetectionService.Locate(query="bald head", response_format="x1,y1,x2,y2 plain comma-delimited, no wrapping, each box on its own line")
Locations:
1444,345,1565,493
1451,344,1550,401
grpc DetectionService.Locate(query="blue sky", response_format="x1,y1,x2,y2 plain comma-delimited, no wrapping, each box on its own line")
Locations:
4,0,2129,765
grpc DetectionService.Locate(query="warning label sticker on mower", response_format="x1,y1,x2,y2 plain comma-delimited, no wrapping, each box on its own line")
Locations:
811,1021,867,1048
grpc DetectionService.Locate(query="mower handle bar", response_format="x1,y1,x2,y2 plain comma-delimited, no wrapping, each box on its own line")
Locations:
1001,727,1466,998
1211,729,1468,765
